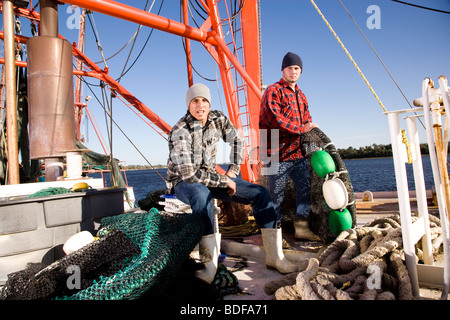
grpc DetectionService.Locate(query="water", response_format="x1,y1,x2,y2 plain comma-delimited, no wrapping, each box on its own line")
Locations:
89,156,442,202
344,156,436,193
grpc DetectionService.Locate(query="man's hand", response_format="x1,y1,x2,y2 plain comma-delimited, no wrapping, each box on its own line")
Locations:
226,177,236,196
304,122,318,133
225,171,237,178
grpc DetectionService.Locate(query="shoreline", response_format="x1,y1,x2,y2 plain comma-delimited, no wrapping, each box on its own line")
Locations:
122,155,438,171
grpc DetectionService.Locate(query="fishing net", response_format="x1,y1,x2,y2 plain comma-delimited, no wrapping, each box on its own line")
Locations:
76,140,134,208
1,208,204,300
27,187,71,198
0,229,139,300
59,209,204,300
301,127,357,242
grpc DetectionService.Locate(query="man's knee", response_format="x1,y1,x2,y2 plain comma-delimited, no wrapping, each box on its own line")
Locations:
190,186,211,209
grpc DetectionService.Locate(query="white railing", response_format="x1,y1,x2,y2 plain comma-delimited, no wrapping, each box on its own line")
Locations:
385,76,450,299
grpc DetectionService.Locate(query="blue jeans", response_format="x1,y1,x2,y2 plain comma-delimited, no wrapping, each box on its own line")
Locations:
266,159,311,219
174,178,279,235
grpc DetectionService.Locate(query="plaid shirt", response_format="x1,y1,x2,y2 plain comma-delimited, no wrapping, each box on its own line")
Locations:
259,78,312,162
166,110,243,189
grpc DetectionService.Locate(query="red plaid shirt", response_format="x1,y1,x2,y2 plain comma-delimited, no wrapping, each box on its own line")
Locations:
259,78,312,162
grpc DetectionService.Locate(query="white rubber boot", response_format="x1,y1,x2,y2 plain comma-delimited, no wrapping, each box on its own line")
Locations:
195,233,221,284
294,218,321,241
261,228,300,274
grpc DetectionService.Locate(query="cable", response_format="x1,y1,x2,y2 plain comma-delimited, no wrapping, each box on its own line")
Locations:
189,0,207,21
86,12,108,68
115,0,165,81
339,1,412,108
310,0,387,112
339,0,426,128
82,78,167,182
391,0,450,15
117,0,154,83
180,0,219,82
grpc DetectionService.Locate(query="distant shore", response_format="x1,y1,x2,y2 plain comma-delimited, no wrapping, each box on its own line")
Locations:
123,142,446,170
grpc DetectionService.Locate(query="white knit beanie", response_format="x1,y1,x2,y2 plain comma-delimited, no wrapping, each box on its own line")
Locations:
185,83,211,108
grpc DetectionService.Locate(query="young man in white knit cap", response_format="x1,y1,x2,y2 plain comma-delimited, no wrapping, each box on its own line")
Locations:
167,83,299,284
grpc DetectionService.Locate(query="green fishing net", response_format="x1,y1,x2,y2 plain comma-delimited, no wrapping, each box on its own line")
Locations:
27,187,71,198
0,229,139,300
1,208,204,300
302,127,357,242
59,209,204,300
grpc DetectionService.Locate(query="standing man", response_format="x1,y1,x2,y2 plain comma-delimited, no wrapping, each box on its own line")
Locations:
167,83,299,284
259,52,320,241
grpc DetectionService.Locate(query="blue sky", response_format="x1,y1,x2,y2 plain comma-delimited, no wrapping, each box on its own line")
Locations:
7,0,450,166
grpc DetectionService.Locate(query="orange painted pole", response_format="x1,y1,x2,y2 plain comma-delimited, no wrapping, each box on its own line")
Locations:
206,0,255,182
58,0,217,45
240,0,262,163
71,44,173,135
210,31,262,102
182,0,193,87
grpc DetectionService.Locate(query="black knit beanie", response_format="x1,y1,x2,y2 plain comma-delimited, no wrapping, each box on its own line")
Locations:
281,52,303,71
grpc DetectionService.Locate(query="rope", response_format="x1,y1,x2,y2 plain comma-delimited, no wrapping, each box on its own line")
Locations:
66,151,83,178
338,0,413,110
401,129,413,164
265,214,444,300
310,0,387,113
337,0,426,130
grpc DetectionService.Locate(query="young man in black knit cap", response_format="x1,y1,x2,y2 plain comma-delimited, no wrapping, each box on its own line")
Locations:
259,52,320,241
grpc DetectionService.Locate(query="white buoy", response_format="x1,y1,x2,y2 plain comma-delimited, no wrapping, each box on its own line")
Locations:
322,178,348,210
63,231,95,255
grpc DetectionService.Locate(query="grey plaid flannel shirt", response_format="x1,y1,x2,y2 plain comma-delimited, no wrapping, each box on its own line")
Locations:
166,110,244,190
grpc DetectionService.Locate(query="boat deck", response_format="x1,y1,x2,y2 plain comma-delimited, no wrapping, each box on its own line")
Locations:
219,196,447,300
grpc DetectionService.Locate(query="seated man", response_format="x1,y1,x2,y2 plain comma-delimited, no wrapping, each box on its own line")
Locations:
166,83,299,284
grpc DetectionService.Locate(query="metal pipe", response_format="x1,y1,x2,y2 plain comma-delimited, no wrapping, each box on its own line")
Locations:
406,116,433,265
72,45,172,135
44,157,64,182
27,36,76,162
39,0,58,37
422,78,450,299
438,75,450,301
2,0,20,184
206,0,254,182
182,0,193,87
431,102,450,214
387,111,420,298
210,31,262,102
0,30,172,136
58,0,215,45
27,0,75,181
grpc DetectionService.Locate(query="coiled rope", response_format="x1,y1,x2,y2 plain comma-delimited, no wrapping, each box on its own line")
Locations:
265,214,444,300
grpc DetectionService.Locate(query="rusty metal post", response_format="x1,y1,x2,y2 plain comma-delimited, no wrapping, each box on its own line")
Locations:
2,0,20,184
27,0,76,181
39,0,59,37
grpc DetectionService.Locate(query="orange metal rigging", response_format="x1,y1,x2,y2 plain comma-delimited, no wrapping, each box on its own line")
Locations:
1,0,263,182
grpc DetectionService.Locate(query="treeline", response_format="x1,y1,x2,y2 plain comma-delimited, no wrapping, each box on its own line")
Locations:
337,143,447,159
126,164,166,170
124,143,448,168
